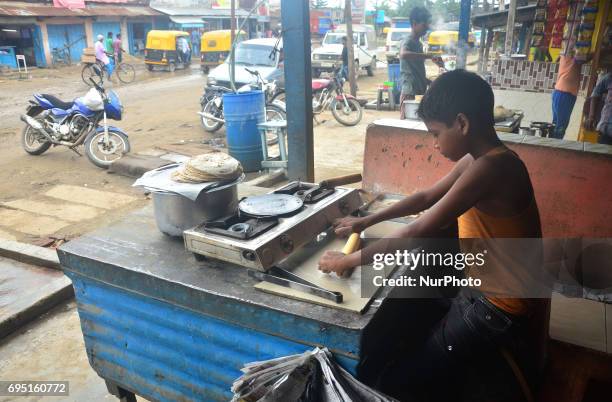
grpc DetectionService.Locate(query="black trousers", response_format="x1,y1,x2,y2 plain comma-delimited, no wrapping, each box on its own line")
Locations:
375,289,526,401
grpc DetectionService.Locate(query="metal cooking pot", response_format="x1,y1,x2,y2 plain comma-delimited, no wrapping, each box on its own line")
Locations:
151,181,238,236
519,126,535,136
530,122,555,138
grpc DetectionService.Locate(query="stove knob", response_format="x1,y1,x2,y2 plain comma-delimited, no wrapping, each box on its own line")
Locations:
261,248,274,266
339,200,350,215
242,250,256,261
279,235,294,254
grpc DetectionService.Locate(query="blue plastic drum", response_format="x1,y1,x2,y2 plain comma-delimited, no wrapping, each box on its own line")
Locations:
223,90,266,172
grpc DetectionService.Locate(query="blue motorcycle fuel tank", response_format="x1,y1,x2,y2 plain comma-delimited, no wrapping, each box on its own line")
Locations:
104,90,122,120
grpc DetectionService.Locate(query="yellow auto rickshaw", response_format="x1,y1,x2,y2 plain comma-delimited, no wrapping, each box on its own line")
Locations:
427,28,476,55
145,30,192,72
200,29,246,73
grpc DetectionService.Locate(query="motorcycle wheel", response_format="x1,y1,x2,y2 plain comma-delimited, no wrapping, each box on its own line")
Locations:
271,90,286,103
265,103,286,146
200,98,224,132
21,121,51,155
331,98,362,126
84,129,130,169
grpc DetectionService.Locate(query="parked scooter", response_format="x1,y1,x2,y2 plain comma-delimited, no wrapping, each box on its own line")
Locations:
20,79,129,168
198,68,286,139
312,70,362,126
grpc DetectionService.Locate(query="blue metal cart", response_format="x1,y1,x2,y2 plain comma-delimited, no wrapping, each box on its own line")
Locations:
57,205,406,401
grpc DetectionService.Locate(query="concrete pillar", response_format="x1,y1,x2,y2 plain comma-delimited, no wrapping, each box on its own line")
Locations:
504,0,517,56
120,17,129,53
84,18,94,47
38,21,52,66
478,27,486,73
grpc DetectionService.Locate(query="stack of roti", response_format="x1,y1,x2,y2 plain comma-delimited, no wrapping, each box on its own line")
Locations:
494,105,515,122
171,152,243,183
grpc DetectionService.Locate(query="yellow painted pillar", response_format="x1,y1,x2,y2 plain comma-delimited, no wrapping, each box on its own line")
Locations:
38,21,52,66
120,18,129,53
84,19,94,48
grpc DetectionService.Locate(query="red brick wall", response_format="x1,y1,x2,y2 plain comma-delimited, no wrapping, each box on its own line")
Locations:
362,123,612,237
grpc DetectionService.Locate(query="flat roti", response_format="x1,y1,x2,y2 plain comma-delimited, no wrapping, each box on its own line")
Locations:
171,152,243,183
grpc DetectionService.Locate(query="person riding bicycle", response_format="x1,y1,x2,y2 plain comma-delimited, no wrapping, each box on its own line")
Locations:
95,34,114,79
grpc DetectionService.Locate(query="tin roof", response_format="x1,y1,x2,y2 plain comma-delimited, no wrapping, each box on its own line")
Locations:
151,5,254,19
0,1,161,17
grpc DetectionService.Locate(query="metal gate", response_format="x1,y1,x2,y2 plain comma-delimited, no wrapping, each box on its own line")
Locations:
46,24,87,63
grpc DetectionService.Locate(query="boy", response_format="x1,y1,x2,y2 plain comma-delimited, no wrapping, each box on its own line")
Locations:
319,70,544,399
399,7,441,118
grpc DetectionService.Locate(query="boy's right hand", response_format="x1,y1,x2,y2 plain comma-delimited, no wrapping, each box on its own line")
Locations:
333,216,369,237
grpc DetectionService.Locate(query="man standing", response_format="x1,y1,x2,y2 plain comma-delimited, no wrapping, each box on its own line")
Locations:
191,29,200,57
399,7,439,119
551,54,584,139
113,33,123,64
586,69,612,145
105,32,114,54
341,36,349,81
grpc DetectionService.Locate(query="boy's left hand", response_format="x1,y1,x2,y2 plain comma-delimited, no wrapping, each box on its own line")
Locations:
318,251,350,275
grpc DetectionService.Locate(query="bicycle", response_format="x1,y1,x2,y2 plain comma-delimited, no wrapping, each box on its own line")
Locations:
81,54,135,86
51,46,71,66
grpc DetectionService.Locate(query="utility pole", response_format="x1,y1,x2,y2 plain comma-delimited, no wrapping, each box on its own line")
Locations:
231,0,236,43
504,0,517,57
344,0,357,96
281,0,314,181
230,0,236,88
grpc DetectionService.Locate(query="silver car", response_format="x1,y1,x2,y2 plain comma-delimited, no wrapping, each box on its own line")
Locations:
206,38,284,90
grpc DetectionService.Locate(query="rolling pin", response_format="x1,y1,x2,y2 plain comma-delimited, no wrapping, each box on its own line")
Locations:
319,173,362,189
339,232,361,278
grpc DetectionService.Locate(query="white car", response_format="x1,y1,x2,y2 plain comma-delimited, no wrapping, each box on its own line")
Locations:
311,24,377,78
206,38,284,90
385,28,411,63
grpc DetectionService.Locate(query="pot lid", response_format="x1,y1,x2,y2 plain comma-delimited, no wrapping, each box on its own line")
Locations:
133,163,243,201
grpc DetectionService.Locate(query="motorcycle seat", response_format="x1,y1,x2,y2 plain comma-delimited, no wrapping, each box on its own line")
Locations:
40,94,74,110
312,79,331,91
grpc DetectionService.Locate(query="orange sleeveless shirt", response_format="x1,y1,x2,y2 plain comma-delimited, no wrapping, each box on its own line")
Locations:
458,147,542,315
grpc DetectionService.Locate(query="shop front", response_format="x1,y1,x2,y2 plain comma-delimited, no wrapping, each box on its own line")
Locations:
0,20,46,67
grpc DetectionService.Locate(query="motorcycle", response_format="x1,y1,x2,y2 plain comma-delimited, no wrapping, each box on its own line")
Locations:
20,79,129,168
198,68,287,141
312,70,362,126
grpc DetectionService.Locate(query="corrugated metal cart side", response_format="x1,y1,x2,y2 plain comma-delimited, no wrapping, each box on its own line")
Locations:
64,271,359,402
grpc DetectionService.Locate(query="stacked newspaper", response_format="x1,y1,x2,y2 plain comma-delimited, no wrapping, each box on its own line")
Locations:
231,348,397,402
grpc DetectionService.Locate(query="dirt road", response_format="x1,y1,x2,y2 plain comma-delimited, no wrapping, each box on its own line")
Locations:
0,65,399,243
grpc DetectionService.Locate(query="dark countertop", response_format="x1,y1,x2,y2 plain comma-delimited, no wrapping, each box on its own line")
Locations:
58,185,382,357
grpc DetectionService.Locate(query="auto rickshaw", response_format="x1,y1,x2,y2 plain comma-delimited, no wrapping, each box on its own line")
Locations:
426,27,476,55
200,29,246,73
145,30,192,72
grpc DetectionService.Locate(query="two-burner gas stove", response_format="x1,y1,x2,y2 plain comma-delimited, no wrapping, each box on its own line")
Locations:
183,181,362,271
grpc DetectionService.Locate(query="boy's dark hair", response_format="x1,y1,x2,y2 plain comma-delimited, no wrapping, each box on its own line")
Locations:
417,69,495,129
107,32,112,37
410,6,431,25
